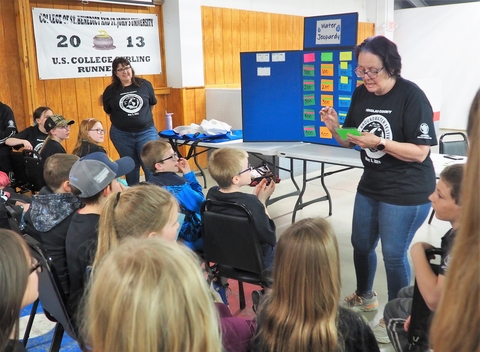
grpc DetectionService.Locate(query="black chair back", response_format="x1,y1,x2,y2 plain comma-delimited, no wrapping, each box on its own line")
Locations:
439,132,468,156
201,199,271,309
407,247,443,351
201,199,266,275
23,234,77,350
23,150,46,192
10,151,29,191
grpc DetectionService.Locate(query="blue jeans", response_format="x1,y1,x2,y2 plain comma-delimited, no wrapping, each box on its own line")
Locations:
351,193,430,301
109,125,158,185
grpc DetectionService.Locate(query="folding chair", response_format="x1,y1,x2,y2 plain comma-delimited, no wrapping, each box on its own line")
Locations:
23,234,77,352
23,150,46,193
10,150,30,192
429,132,468,224
201,199,272,310
406,247,443,351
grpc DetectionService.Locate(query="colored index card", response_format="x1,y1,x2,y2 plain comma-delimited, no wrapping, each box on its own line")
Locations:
303,94,316,106
304,126,317,137
321,94,334,107
321,52,333,61
340,62,348,69
303,109,315,120
338,111,347,124
338,95,352,108
340,76,349,84
339,51,353,61
320,126,332,139
303,80,315,91
320,79,334,92
303,65,315,76
320,63,334,76
304,53,315,62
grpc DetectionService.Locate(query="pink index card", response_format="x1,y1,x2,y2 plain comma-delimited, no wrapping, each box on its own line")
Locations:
304,53,315,63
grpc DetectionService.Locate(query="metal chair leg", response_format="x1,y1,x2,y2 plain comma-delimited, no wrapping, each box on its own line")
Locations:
23,298,39,347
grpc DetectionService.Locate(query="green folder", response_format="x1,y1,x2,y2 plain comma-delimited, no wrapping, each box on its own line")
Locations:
335,128,361,140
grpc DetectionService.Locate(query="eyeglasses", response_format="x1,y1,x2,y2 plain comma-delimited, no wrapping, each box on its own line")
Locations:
116,65,131,73
30,261,42,275
355,67,384,79
89,128,106,134
158,152,179,163
238,164,253,175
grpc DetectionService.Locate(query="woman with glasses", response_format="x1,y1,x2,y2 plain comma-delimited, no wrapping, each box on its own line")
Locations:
321,36,437,320
0,229,39,352
102,57,158,185
39,114,75,161
72,118,107,157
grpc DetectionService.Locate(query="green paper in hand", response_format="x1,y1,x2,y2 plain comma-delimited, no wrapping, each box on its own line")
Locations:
335,128,361,140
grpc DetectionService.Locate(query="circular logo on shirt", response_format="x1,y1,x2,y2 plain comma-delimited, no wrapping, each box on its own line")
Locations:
420,123,429,135
358,114,393,159
119,93,143,114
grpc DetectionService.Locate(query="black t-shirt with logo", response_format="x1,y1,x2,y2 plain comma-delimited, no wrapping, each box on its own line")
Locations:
344,77,436,205
13,125,48,152
102,78,157,133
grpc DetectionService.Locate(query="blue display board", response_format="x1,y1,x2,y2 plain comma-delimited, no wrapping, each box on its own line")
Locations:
303,12,358,50
241,51,303,142
241,49,359,145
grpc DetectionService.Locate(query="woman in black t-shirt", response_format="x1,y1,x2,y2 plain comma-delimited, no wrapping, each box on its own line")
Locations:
6,106,52,153
102,57,158,185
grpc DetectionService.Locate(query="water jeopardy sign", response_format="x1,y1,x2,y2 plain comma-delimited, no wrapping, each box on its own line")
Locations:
32,8,161,80
304,12,358,50
316,19,341,45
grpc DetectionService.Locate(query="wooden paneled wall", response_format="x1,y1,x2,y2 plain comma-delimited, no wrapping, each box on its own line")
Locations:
1,1,374,170
5,0,169,160
202,6,375,87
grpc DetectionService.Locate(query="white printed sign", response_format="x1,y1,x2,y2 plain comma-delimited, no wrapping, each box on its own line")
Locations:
32,8,161,80
315,19,341,45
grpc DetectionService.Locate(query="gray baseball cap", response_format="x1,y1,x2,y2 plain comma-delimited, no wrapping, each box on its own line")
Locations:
69,152,134,198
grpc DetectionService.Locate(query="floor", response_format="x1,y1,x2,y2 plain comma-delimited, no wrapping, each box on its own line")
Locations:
20,162,450,351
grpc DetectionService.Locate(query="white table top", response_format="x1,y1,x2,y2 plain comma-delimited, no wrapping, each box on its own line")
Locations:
168,138,304,156
430,152,467,177
277,143,363,168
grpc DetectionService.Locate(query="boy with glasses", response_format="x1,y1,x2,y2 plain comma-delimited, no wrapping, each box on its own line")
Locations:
206,147,276,307
141,140,205,250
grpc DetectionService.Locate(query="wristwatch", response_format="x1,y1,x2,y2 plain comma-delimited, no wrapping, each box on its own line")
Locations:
376,138,386,151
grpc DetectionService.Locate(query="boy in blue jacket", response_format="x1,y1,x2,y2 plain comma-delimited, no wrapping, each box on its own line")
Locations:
141,140,204,250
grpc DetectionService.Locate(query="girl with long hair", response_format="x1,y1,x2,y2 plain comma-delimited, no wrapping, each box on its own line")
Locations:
0,229,39,352
429,89,480,352
72,118,106,157
92,183,179,271
38,114,74,160
254,218,379,352
83,237,222,352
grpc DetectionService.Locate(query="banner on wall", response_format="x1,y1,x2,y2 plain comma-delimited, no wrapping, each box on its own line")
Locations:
32,8,161,80
78,0,155,6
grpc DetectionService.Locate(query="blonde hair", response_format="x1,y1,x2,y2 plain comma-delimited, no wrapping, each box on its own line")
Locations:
208,148,248,188
92,183,178,270
72,118,102,156
140,140,172,172
83,237,222,352
256,218,341,352
430,89,480,352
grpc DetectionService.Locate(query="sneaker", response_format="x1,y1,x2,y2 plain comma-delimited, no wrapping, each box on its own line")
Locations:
252,290,262,313
210,280,229,305
372,318,390,344
341,291,378,312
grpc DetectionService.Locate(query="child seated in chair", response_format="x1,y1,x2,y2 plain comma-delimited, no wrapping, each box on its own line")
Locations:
141,140,204,250
23,153,80,295
377,164,464,351
206,148,276,304
66,152,133,322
